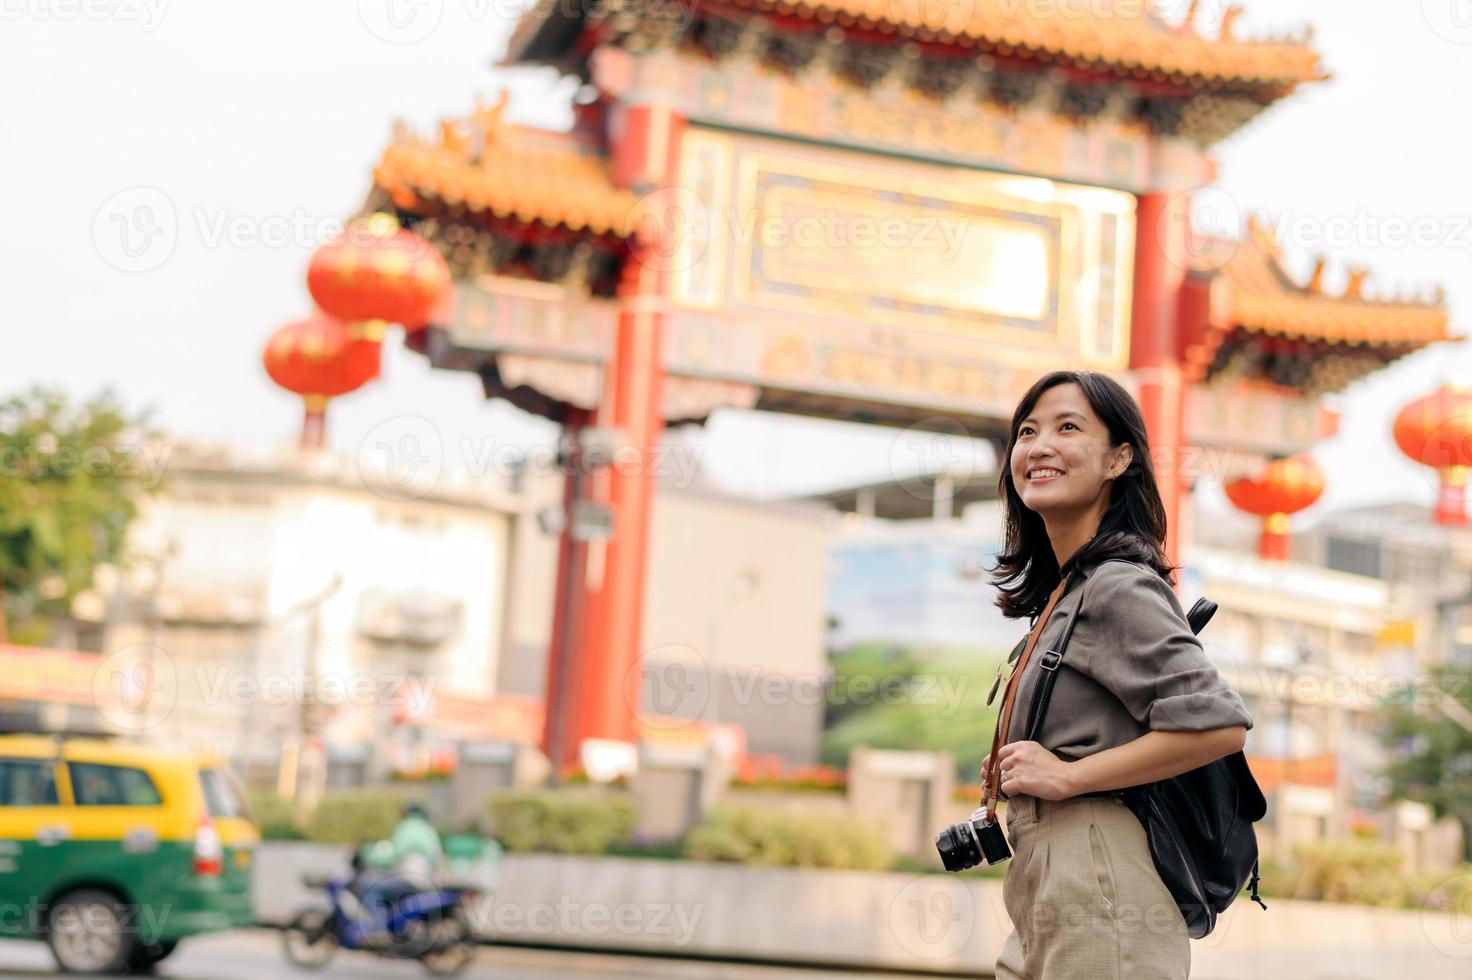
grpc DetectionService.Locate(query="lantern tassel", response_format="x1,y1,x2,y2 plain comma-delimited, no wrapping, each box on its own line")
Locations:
1259,512,1291,561
1436,467,1469,527
302,395,329,450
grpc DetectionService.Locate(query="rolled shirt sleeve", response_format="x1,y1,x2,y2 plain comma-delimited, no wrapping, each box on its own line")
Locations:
1071,561,1253,734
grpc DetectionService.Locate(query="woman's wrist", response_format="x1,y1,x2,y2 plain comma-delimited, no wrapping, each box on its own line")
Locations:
1064,757,1095,796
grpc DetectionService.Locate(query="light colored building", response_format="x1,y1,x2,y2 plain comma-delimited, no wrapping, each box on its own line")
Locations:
74,441,544,784
1292,501,1472,666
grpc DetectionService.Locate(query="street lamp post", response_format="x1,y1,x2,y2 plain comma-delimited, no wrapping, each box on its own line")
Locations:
274,574,342,821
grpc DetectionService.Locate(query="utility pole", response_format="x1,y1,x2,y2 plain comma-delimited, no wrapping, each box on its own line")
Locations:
282,574,342,823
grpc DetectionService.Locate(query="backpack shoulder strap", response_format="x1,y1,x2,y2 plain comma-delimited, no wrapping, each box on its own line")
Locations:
1022,568,1095,743
1022,557,1151,742
1024,558,1215,743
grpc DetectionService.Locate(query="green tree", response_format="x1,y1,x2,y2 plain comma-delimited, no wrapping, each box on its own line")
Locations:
0,387,156,644
1378,664,1472,861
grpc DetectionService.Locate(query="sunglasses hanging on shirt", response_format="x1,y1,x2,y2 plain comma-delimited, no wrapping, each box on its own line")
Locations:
986,632,1030,708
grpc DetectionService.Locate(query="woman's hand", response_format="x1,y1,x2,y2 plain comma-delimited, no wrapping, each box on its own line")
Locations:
993,740,1080,800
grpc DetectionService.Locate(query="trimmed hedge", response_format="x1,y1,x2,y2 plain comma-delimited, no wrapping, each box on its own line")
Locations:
485,790,634,855
1258,840,1472,911
246,790,303,841
303,789,416,845
682,806,892,870
1280,840,1406,906
1405,866,1472,911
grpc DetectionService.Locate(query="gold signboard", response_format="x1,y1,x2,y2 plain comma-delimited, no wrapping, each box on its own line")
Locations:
664,314,1076,425
749,179,1056,326
667,127,1135,417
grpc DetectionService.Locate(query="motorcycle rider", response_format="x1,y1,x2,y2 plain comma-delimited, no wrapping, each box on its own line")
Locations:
353,802,443,945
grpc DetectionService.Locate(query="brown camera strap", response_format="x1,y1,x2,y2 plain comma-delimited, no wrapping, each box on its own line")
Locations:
981,570,1074,818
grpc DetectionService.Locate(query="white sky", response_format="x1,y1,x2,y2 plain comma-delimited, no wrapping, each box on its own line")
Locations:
3,0,1468,519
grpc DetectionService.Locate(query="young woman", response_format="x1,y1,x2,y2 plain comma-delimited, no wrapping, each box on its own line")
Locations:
981,370,1253,980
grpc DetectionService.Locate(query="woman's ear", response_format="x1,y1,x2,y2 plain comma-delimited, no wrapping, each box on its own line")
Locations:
1109,443,1134,481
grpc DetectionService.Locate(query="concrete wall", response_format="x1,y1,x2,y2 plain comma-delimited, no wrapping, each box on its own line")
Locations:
848,747,957,861
629,749,967,861
255,844,1472,978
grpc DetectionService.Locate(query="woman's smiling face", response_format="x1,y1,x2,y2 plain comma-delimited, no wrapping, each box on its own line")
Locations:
1010,382,1131,515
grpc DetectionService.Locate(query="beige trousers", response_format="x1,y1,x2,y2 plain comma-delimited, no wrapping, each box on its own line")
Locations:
994,792,1190,979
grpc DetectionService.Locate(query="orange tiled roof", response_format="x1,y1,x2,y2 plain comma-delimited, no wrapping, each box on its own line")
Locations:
373,97,641,238
739,0,1321,86
1204,217,1452,345
508,0,1324,91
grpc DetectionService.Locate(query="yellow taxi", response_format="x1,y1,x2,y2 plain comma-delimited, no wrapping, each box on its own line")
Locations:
0,734,258,974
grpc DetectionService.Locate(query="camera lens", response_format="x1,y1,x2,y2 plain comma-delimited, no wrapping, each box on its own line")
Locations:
935,819,983,873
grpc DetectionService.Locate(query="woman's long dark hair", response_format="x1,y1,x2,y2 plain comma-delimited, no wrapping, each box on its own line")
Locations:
991,370,1176,620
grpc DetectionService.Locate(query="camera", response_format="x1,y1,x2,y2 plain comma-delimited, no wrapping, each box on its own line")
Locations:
935,805,1011,872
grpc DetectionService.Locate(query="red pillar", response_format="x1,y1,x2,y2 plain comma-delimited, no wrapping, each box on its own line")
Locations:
579,259,666,748
1132,191,1190,572
560,103,684,766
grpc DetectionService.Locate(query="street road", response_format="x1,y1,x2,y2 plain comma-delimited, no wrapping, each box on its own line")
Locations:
0,929,938,979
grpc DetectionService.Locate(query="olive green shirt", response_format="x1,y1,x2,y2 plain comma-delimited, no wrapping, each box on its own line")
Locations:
1002,558,1253,760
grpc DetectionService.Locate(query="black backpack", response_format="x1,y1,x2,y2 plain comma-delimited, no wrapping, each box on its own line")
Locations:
1023,565,1269,940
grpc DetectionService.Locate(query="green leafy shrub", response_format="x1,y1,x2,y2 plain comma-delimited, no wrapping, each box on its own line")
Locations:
484,791,634,855
682,806,891,870
604,838,686,861
247,790,303,841
1281,840,1407,906
1403,864,1472,912
1241,847,1472,912
303,790,414,845
1254,853,1294,899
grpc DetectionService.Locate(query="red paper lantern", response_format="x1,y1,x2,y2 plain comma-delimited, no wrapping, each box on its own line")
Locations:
1393,385,1472,527
344,320,385,384
307,213,451,331
1225,454,1325,561
262,312,378,448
